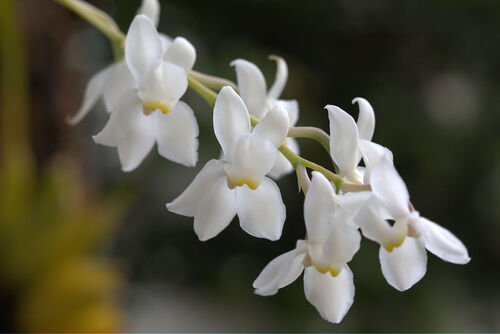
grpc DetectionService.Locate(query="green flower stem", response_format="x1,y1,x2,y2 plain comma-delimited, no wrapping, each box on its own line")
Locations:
53,0,125,43
341,182,372,193
287,126,330,153
188,74,218,107
189,70,238,92
188,75,367,192
279,146,344,190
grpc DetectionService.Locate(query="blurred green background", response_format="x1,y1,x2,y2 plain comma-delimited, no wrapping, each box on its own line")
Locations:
2,0,500,331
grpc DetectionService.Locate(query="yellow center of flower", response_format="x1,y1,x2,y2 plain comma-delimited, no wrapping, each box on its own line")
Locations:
313,263,341,277
228,177,260,190
143,101,171,115
383,233,407,252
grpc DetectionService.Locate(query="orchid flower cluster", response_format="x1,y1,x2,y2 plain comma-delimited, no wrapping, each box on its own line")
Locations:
59,0,470,324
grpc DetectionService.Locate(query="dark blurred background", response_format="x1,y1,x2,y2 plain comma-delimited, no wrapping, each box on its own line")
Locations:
3,0,500,331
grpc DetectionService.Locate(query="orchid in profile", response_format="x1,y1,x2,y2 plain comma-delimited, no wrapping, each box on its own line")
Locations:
326,98,375,183
232,58,299,179
253,172,366,323
167,86,288,241
67,0,161,125
355,153,470,291
93,14,198,171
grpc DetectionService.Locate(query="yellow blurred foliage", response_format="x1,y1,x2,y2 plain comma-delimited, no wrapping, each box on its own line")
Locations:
0,0,126,331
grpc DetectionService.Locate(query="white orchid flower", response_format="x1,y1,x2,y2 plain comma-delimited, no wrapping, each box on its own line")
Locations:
93,14,198,171
355,154,470,291
231,58,299,179
167,86,289,241
253,172,368,323
326,98,376,183
68,0,162,125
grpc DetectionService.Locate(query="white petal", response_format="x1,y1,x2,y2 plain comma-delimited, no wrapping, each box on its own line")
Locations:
163,37,196,72
231,59,267,119
139,61,188,113
268,137,299,179
267,56,288,100
320,217,361,268
252,104,289,148
103,61,137,112
125,14,163,86
194,177,237,241
370,154,409,219
236,177,285,241
253,248,305,296
68,65,111,125
333,191,371,215
93,92,155,172
352,97,375,141
166,159,226,216
418,217,470,264
304,172,336,243
359,139,393,184
355,199,408,251
226,134,277,188
159,33,172,54
326,105,361,179
379,237,427,291
153,101,199,167
303,265,355,324
137,0,160,27
213,86,251,162
276,99,299,127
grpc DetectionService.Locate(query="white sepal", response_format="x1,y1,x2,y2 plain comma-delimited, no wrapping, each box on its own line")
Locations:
267,56,288,101
379,237,427,291
102,61,137,112
125,15,163,86
352,97,375,142
253,247,306,296
68,65,111,125
137,0,160,27
166,160,226,216
236,177,285,241
303,265,355,324
418,217,470,264
193,178,237,241
326,105,361,179
93,92,155,172
276,99,299,127
213,86,251,162
153,101,199,167
231,59,267,119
